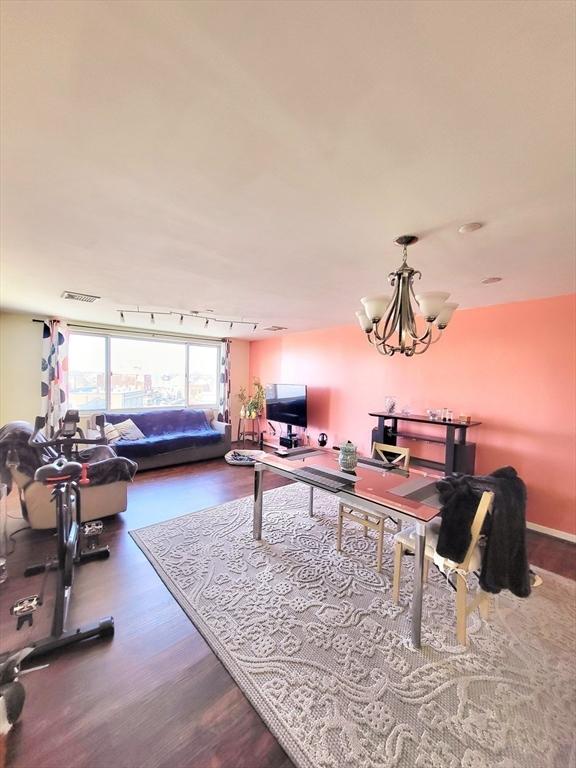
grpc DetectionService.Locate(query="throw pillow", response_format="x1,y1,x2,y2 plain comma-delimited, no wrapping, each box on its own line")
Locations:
114,418,145,441
104,423,121,443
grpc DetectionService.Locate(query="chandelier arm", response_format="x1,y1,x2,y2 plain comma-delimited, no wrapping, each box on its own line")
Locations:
428,328,443,345
404,279,438,343
381,289,402,343
412,332,434,355
376,341,395,356
372,332,395,355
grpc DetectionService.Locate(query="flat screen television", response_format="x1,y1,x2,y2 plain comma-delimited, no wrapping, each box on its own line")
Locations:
265,384,307,429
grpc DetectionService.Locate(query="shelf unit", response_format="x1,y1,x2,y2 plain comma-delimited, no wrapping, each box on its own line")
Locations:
369,412,481,476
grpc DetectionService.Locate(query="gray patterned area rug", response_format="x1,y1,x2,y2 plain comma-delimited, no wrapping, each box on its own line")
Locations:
130,483,576,768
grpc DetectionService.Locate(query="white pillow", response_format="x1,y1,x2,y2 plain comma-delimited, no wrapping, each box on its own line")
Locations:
104,423,121,443
114,418,145,441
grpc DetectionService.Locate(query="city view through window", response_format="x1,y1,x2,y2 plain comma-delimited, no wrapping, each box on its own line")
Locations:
68,333,220,411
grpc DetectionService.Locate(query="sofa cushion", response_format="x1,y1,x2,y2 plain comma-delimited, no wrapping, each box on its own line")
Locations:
112,429,221,459
104,423,121,443
114,418,145,441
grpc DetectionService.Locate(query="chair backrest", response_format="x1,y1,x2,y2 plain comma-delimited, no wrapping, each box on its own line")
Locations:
372,441,410,469
459,490,494,570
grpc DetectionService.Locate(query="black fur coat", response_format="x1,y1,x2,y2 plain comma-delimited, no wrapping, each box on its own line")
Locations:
436,467,531,598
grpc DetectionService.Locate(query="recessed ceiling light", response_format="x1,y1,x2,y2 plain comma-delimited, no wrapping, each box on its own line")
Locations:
458,222,483,234
482,277,503,284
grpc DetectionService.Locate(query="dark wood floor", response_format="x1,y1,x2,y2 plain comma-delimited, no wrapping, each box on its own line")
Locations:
1,457,574,768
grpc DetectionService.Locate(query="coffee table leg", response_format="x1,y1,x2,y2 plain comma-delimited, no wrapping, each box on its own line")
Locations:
253,464,264,540
309,486,314,517
411,522,426,649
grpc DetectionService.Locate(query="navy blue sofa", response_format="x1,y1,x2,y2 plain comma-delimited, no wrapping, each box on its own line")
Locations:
100,408,231,471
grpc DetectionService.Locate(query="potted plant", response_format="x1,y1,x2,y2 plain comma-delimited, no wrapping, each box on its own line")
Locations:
237,378,265,420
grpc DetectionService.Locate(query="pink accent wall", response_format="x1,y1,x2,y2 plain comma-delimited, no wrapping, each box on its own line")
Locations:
249,293,576,536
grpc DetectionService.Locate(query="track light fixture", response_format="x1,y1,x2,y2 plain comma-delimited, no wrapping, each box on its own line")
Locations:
115,308,261,332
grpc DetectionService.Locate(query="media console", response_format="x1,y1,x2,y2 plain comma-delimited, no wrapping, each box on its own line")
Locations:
369,412,481,476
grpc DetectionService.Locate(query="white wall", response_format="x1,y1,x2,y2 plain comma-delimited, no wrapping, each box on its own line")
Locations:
0,310,251,433
0,311,42,424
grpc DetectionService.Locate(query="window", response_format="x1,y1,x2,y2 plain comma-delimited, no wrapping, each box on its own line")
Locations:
188,345,219,406
111,338,186,409
68,332,221,412
68,334,107,410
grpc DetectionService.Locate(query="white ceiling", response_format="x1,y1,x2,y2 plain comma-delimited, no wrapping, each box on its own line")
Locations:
1,0,575,339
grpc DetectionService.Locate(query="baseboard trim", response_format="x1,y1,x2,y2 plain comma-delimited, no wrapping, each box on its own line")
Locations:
527,521,576,543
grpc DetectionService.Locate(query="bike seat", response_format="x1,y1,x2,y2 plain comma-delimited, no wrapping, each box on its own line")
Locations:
35,458,83,485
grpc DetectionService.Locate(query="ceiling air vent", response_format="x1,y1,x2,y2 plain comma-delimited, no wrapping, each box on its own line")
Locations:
61,291,100,303
263,326,288,332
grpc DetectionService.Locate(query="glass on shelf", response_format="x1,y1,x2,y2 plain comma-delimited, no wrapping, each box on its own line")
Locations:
383,396,397,414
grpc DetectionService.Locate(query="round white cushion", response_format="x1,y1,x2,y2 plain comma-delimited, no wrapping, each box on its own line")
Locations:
224,449,266,466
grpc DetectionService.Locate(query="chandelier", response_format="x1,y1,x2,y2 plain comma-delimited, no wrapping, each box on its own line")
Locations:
355,235,458,357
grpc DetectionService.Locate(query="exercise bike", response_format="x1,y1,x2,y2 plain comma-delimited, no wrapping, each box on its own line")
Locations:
7,410,114,661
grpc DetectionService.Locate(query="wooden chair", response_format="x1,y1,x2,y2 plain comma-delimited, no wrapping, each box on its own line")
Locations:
392,490,494,646
336,442,410,572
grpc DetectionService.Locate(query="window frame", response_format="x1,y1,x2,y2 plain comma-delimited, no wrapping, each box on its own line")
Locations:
68,330,222,413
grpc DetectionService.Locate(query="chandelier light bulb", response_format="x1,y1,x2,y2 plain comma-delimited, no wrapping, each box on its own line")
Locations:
361,295,391,323
415,292,450,321
355,309,373,332
435,302,459,329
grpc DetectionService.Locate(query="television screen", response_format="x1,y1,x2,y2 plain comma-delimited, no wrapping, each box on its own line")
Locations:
265,384,307,428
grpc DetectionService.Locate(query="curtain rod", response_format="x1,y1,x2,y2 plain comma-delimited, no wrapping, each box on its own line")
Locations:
31,318,228,343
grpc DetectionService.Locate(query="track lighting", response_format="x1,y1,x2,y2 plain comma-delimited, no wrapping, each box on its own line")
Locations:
116,308,261,332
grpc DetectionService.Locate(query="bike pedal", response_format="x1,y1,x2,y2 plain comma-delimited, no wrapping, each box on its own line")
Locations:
82,520,104,550
11,595,40,629
82,520,103,536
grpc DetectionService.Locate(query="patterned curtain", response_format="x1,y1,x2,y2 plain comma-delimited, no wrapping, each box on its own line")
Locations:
218,339,231,423
40,320,69,436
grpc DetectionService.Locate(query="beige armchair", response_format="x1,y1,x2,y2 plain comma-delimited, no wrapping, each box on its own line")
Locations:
0,421,136,530
8,465,131,530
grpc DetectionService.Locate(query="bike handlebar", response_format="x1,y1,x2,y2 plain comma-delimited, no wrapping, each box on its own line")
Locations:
29,412,107,450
